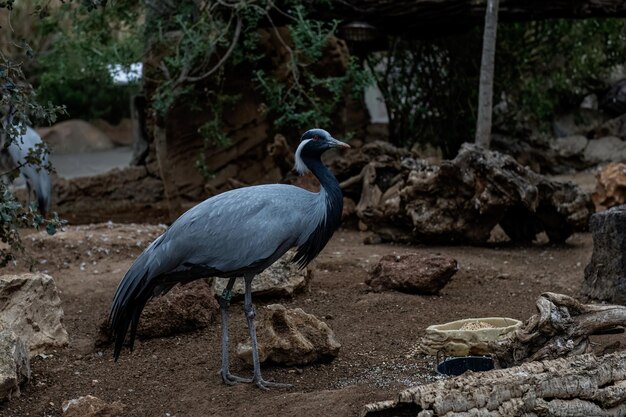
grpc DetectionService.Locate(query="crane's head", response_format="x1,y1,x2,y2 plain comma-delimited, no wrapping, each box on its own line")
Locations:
294,128,350,174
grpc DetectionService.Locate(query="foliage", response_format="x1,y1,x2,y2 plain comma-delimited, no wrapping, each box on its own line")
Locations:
367,35,481,156
367,18,626,155
496,18,626,130
0,33,66,266
0,188,66,267
148,1,372,178
33,0,142,121
254,6,372,131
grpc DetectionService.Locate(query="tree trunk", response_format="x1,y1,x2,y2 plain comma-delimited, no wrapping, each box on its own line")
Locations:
475,0,499,149
581,205,626,304
362,351,626,417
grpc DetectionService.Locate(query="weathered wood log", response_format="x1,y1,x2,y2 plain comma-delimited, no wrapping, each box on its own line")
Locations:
305,0,626,39
490,292,626,368
581,205,626,304
348,143,593,244
361,351,626,417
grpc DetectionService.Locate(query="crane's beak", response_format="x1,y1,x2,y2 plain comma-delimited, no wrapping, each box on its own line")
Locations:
330,137,351,149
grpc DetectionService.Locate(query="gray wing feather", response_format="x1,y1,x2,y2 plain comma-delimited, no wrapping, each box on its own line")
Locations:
156,184,321,274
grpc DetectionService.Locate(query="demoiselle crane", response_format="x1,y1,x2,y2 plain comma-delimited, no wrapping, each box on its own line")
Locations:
109,128,349,389
0,109,52,216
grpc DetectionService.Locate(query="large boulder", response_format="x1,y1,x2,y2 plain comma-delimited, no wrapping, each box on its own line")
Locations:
0,273,69,357
91,118,134,146
138,280,219,339
366,253,458,294
96,280,218,346
351,143,593,244
237,304,340,366
0,329,30,402
213,250,312,300
37,119,115,154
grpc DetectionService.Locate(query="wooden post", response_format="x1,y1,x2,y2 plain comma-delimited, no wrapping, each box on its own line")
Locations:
475,0,500,149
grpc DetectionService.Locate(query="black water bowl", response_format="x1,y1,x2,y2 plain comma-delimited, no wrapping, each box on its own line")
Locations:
436,356,494,376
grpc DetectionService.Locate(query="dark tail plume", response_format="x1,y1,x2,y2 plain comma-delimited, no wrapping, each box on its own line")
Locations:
108,241,163,360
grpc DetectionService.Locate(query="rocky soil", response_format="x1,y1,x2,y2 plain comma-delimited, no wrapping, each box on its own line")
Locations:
0,219,623,417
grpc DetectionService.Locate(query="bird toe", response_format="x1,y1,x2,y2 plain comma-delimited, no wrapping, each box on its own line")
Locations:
254,378,293,390
220,370,253,385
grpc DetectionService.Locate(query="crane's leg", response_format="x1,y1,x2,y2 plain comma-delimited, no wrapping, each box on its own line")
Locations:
218,277,252,385
243,274,292,390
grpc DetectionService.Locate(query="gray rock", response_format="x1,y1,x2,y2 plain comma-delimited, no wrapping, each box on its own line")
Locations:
91,118,134,146
0,273,69,357
237,304,340,366
37,119,115,154
552,135,588,157
0,329,30,402
213,250,311,300
594,113,626,139
582,205,626,304
62,395,125,417
584,136,626,164
96,280,218,346
552,109,608,138
366,253,458,294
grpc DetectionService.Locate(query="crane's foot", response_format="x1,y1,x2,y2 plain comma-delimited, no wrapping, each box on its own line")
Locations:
253,377,293,390
219,369,253,385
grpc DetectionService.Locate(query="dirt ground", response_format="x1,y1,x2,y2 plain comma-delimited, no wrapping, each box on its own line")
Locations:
1,216,624,417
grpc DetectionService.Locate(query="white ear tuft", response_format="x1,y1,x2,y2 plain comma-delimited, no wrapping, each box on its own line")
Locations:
294,139,311,175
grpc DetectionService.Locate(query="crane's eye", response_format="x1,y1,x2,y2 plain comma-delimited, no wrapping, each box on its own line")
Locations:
312,135,320,141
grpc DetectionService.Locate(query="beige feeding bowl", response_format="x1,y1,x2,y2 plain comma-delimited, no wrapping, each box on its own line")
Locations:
418,317,522,356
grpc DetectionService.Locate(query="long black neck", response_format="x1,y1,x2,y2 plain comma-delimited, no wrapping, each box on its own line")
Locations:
292,155,343,268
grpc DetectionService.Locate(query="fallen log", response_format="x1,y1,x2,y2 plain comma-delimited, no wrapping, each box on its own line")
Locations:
361,351,626,417
490,292,626,368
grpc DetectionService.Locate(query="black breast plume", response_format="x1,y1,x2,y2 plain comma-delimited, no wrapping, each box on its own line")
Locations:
292,156,343,268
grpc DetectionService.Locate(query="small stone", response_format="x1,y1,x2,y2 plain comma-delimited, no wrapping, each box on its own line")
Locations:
366,253,458,294
236,304,340,366
62,395,125,417
592,162,626,210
